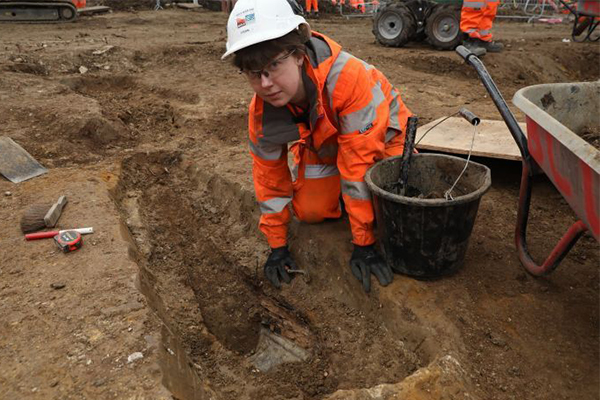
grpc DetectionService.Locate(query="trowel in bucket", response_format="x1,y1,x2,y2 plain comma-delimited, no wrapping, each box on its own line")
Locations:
397,116,419,196
396,109,481,197
0,137,47,183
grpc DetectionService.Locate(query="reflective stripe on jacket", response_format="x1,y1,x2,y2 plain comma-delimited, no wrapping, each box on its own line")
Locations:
249,32,412,248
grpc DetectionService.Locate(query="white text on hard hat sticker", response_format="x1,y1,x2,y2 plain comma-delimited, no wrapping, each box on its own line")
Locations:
236,13,255,29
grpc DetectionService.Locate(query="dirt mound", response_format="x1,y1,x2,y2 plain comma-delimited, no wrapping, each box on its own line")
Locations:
63,75,181,143
206,109,247,145
402,54,476,78
6,61,49,76
78,115,126,145
16,109,132,167
398,45,598,89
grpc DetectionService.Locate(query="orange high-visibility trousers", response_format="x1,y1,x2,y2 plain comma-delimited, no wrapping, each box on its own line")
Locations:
306,0,319,12
292,173,342,223
289,140,404,225
289,140,341,224
460,0,499,42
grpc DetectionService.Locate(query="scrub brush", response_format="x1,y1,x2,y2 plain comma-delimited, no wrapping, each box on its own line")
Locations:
20,196,68,233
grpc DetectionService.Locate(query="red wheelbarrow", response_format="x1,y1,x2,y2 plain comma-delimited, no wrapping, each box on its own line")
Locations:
557,0,600,42
456,46,599,276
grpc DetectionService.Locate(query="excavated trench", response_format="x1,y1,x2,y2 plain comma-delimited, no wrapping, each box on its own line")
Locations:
2,11,599,398
112,150,456,399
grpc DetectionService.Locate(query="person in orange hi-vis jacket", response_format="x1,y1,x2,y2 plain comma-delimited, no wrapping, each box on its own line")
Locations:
460,0,504,56
222,0,412,293
305,0,319,17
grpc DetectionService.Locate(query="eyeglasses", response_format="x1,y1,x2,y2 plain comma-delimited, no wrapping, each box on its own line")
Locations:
241,49,296,82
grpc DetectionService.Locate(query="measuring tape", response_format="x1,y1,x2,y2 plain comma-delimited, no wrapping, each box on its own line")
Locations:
54,230,83,253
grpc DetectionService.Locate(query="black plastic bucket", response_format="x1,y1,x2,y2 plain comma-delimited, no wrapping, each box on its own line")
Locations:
365,153,492,279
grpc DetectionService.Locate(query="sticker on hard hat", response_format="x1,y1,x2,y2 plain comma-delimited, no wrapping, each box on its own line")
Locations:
236,13,255,28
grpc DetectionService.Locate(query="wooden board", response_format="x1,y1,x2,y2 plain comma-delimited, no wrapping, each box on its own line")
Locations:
415,117,528,161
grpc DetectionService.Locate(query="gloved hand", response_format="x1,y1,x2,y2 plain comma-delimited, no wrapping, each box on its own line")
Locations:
264,246,295,289
350,244,393,293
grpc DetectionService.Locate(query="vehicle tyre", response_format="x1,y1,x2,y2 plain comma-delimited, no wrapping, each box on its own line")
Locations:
59,5,76,20
425,4,462,50
372,2,416,47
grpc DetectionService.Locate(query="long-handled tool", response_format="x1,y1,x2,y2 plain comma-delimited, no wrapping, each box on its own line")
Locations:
397,116,419,196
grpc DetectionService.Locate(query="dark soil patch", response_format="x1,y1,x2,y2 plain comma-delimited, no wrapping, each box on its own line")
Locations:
6,62,49,76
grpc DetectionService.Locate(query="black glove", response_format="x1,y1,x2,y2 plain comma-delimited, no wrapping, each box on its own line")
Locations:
264,246,295,289
350,244,393,293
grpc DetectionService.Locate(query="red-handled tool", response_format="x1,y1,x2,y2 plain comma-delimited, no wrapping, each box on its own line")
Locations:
25,227,94,241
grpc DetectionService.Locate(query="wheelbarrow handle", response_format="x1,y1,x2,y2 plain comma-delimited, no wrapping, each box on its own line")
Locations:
455,46,531,167
455,45,473,62
459,107,480,126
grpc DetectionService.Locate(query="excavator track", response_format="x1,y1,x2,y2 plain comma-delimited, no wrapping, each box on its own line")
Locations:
0,0,77,23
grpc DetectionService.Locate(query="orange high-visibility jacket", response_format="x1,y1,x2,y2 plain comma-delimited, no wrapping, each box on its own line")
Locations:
249,32,412,248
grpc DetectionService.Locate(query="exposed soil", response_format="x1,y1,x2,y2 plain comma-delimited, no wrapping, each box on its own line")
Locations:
579,125,600,150
0,7,598,400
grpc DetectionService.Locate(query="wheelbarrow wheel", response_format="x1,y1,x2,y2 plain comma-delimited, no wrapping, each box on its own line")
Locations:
573,16,592,37
373,2,416,47
425,4,462,50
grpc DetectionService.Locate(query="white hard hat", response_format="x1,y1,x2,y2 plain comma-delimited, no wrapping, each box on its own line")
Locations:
221,0,309,59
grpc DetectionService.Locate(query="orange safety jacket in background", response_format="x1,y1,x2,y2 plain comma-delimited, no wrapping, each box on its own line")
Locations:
350,0,365,12
249,32,412,248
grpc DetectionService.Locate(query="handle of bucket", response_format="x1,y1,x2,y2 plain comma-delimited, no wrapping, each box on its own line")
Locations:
459,108,480,126
398,116,419,196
